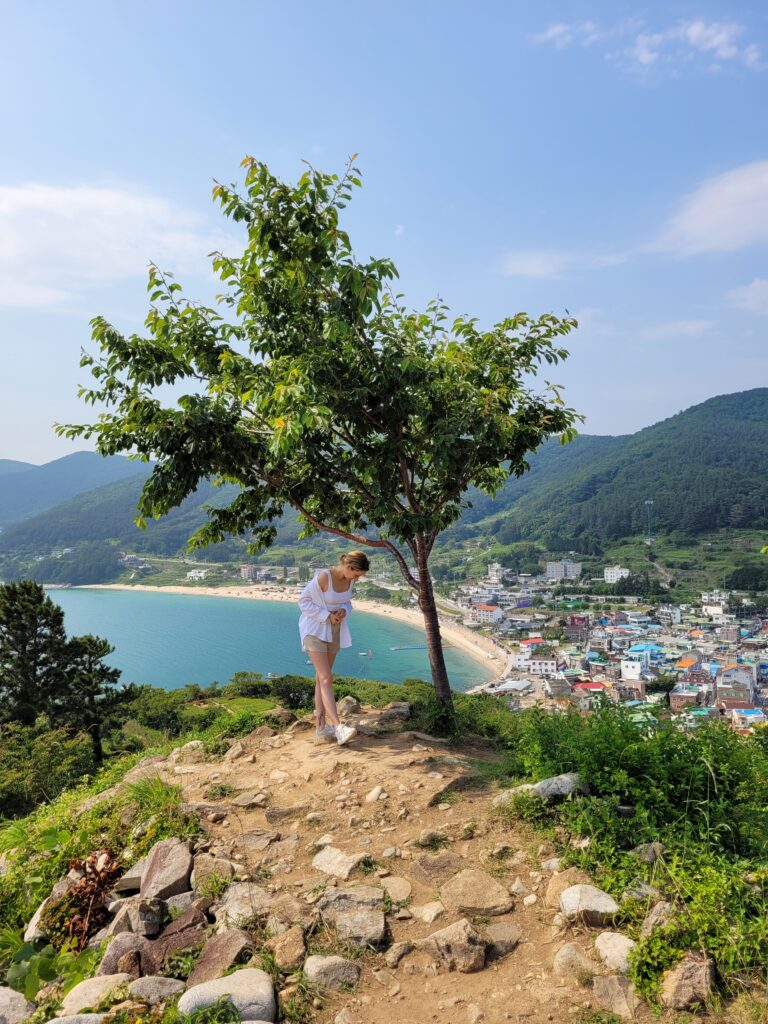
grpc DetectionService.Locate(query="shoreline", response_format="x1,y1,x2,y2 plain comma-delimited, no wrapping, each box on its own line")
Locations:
75,583,504,679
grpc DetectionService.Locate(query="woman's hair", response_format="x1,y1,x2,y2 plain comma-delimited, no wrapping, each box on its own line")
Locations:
339,550,371,572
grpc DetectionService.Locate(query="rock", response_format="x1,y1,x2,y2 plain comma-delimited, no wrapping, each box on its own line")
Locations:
191,856,235,891
267,924,306,971
265,893,313,934
261,837,299,866
552,943,596,979
140,838,193,900
311,846,366,880
441,869,514,916
411,850,463,886
595,932,637,974
417,829,447,848
140,908,208,975
213,882,273,928
264,706,295,727
365,786,383,803
304,956,361,992
24,874,76,942
593,975,642,1020
380,875,411,903
622,880,661,902
660,954,715,1010
318,886,386,948
177,969,276,1021
633,842,664,864
541,857,562,872
169,741,206,764
411,902,445,923
418,918,486,973
223,741,245,762
522,894,537,907
484,921,522,960
114,858,147,893
46,1017,106,1024
384,942,413,968
60,974,132,1016
235,829,280,853
97,934,147,976
380,701,411,723
559,884,619,927
467,1005,484,1024
105,898,164,938
186,928,253,987
265,804,309,824
0,986,35,1024
532,772,586,801
115,950,142,978
544,867,592,908
244,726,276,742
166,892,197,915
337,696,361,715
231,791,268,809
127,976,186,1005
640,900,674,937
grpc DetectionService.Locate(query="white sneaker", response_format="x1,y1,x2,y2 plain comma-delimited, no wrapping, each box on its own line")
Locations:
316,724,335,741
334,723,357,746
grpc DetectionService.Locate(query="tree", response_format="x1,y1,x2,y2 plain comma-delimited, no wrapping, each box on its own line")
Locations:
60,157,579,711
0,580,70,725
64,635,123,762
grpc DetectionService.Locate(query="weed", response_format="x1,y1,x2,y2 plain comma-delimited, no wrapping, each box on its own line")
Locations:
253,949,281,986
162,945,204,981
196,872,232,901
204,783,235,800
358,857,380,875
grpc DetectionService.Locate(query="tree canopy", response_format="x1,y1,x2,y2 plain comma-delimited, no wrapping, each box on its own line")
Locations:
60,157,579,704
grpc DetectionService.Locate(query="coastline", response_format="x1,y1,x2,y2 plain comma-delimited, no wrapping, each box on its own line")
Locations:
77,583,504,679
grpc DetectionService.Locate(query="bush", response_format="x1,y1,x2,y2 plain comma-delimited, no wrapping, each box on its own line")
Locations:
0,720,96,819
268,676,315,710
221,672,271,698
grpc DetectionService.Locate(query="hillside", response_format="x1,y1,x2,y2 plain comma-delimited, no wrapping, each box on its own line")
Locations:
0,452,151,526
0,459,35,477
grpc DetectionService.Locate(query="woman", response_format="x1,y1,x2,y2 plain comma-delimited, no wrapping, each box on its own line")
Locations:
298,550,370,745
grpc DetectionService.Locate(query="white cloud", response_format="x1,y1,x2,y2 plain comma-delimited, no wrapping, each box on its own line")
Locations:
501,250,575,278
729,278,768,315
638,319,713,340
653,160,768,256
394,224,405,237
0,183,234,309
534,17,765,75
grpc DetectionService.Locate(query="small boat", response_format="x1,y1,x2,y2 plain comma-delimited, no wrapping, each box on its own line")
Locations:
358,649,373,657
266,672,279,679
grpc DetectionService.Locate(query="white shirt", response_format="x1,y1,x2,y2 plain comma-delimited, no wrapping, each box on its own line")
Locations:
298,569,354,650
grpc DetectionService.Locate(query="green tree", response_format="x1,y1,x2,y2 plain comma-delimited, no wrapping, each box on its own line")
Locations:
63,635,123,762
0,581,70,725
60,157,579,710
0,718,96,818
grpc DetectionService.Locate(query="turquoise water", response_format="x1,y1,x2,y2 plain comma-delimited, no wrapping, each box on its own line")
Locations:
50,588,492,692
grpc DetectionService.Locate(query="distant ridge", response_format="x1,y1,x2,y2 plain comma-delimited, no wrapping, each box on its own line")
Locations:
0,459,35,477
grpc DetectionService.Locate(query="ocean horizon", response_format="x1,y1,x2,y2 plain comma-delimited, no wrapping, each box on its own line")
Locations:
49,588,493,692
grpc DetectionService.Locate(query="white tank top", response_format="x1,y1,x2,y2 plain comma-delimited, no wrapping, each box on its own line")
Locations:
321,569,353,611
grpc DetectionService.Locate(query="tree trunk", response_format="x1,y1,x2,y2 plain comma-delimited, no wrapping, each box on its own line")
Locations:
414,539,453,706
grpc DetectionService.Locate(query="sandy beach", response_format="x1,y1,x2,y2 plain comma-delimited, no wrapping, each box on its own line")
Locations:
80,583,506,678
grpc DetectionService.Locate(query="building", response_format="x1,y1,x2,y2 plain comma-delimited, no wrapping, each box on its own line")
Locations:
604,565,630,584
670,683,700,711
657,605,682,626
527,653,562,676
470,604,504,625
546,559,582,581
240,564,258,581
186,569,208,581
487,562,504,584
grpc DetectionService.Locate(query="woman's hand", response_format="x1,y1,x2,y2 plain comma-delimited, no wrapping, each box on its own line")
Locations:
328,611,344,625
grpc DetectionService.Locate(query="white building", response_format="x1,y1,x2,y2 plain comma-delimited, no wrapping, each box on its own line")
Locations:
527,654,561,675
488,562,504,584
186,569,209,581
470,604,504,625
546,559,582,581
604,565,631,584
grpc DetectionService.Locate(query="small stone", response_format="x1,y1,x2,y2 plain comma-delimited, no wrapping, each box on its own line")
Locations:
640,900,674,937
593,975,642,1019
441,869,514,916
660,954,714,1010
365,786,383,803
541,858,562,872
384,942,413,968
304,955,361,992
484,921,522,960
510,877,528,895
553,943,596,979
522,894,537,907
559,884,619,927
380,876,412,902
411,901,445,923
595,932,637,974
311,846,366,880
633,842,664,864
223,740,245,761
230,790,267,808
467,1004,485,1024
418,918,486,973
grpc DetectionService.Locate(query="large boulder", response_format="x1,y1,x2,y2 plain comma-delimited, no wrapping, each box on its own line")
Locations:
0,986,35,1024
186,929,253,987
417,918,486,973
60,974,132,1016
140,907,208,975
559,884,619,927
177,969,276,1021
304,955,361,992
595,932,637,974
660,954,715,1010
104,898,164,939
139,839,193,900
440,869,514,916
127,977,185,1006
97,934,147,976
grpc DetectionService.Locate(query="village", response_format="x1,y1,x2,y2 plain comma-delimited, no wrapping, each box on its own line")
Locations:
454,560,768,734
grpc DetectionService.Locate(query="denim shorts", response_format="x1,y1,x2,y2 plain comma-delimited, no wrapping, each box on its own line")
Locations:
303,620,341,654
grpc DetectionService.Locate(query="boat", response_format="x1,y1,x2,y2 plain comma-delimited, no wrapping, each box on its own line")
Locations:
389,644,455,651
358,649,373,657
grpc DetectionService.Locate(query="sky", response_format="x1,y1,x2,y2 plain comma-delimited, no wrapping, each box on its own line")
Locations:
1,0,767,463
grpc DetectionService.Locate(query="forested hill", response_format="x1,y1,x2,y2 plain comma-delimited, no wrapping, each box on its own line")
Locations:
0,459,35,477
0,452,151,525
478,388,768,552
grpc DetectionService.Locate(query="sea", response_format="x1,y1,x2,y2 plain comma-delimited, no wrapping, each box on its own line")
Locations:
50,588,493,693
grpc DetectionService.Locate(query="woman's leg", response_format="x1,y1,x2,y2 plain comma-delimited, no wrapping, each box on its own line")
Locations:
307,650,341,727
314,675,324,729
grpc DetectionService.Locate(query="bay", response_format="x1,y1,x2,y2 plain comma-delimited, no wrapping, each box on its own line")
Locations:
50,588,493,692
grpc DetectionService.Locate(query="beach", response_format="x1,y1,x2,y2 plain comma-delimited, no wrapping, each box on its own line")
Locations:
80,583,507,677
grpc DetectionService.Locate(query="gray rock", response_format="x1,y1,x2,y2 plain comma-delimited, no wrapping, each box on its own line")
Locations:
379,875,411,903
622,880,661,902
417,918,486,973
559,884,619,927
552,943,596,978
46,1017,106,1024
264,805,309,824
24,875,76,942
235,829,280,853
166,891,197,915
97,934,147,976
383,942,413,968
541,857,562,872
214,882,273,929
140,838,193,900
105,897,164,938
303,955,361,992
593,975,642,1019
660,954,715,1010
186,929,253,987
0,986,35,1024
230,791,268,809
595,932,637,974
191,856,236,891
223,741,246,762
484,921,522,960
544,867,591,908
317,886,385,948
633,842,664,864
311,846,366,880
169,741,206,764
411,850,463,886
140,907,208,975
640,900,674,937
128,976,186,1005
60,974,132,1016
336,696,361,716
410,901,444,923
532,772,587,801
177,969,276,1021
114,858,147,893
440,869,514,916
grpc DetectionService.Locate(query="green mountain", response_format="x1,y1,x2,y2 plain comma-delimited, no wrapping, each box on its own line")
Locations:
0,452,151,526
0,459,35,477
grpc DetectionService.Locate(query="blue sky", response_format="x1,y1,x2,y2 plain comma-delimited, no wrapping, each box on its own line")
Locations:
1,0,767,462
